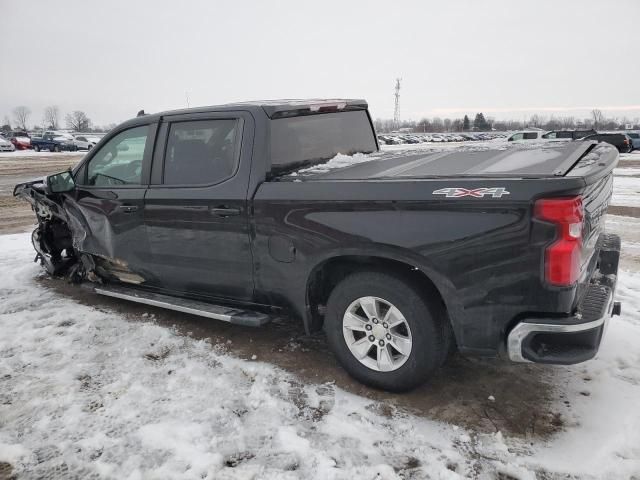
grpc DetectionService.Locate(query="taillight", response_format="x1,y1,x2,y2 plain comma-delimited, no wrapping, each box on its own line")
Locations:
534,196,584,286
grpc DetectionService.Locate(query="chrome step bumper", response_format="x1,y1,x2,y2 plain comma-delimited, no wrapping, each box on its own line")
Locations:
507,233,621,365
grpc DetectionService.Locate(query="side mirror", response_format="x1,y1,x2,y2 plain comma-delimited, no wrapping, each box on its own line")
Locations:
47,170,75,194
117,143,129,152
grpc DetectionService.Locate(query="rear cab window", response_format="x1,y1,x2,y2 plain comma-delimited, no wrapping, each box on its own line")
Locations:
163,119,241,185
269,110,377,176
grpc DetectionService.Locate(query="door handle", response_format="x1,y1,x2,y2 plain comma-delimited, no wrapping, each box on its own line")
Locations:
118,205,138,213
209,206,241,217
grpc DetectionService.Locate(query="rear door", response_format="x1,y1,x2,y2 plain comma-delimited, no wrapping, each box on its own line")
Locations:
143,111,255,300
67,122,156,279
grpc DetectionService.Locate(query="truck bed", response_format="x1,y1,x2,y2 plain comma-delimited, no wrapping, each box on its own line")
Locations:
283,141,611,181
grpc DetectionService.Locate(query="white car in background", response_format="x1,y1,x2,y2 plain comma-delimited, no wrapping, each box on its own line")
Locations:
73,135,100,150
0,135,16,152
506,131,546,142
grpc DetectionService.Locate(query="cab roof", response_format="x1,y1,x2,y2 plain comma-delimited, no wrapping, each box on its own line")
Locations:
125,99,368,125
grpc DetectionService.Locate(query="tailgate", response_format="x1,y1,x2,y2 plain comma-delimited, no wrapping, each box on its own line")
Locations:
565,143,619,283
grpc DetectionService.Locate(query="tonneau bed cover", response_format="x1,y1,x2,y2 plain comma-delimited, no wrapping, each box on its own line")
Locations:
295,141,612,181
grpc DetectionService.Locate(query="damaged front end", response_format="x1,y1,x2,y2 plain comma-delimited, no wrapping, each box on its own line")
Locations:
14,179,92,280
14,175,148,286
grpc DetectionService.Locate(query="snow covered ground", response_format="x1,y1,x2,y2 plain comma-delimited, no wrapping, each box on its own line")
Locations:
1,147,640,479
613,176,640,208
0,150,84,159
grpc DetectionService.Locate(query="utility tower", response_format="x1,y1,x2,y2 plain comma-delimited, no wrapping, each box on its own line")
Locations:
393,78,401,131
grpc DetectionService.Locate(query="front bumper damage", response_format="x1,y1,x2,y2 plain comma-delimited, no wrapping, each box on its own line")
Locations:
13,180,140,285
507,233,621,365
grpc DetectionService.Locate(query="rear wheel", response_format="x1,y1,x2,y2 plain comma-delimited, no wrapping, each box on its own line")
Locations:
324,271,447,391
54,145,61,152
34,145,40,152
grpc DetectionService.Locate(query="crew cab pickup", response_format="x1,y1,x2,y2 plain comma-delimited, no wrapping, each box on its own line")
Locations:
14,99,621,391
31,133,78,152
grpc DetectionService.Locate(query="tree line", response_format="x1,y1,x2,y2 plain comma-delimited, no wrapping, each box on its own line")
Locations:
375,109,640,133
1,105,117,134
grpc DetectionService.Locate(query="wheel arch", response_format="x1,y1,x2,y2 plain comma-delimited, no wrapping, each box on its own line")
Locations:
304,253,459,343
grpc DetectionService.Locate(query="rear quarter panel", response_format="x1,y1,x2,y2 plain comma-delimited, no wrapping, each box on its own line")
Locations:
252,177,586,354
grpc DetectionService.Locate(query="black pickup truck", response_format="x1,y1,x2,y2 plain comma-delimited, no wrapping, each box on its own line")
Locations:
14,99,621,391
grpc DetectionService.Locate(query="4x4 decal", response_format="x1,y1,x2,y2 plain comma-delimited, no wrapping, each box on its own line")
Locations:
432,187,510,198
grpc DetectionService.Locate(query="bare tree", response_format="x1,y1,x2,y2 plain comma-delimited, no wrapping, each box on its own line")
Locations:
544,116,562,131
528,114,541,128
591,109,604,130
43,106,60,130
2,115,11,132
13,106,31,131
65,111,92,132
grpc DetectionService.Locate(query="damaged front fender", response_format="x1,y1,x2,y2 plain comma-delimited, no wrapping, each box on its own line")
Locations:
14,180,147,285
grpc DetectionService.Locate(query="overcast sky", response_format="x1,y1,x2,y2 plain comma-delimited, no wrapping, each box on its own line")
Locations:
2,0,639,127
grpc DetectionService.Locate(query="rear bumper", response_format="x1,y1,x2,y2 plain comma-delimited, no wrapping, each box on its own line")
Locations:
507,233,621,365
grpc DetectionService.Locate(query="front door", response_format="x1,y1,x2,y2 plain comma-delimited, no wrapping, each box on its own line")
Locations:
143,112,254,301
68,124,155,281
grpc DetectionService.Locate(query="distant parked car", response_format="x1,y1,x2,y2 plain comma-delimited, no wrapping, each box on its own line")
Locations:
401,135,420,144
31,133,78,152
626,132,640,151
73,135,100,150
8,131,31,150
541,129,597,140
507,131,545,142
0,135,16,152
582,133,632,153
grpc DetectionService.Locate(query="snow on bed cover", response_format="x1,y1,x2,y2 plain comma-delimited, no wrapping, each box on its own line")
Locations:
286,140,592,178
291,152,382,176
1,232,640,479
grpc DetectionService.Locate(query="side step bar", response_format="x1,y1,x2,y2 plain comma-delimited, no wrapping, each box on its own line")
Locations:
93,284,272,327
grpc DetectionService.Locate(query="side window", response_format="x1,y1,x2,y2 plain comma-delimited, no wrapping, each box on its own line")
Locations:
523,132,538,140
163,119,239,185
509,133,523,141
85,125,149,186
542,132,556,139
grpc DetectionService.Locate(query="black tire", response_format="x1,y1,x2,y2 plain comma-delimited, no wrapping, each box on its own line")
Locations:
34,145,40,152
324,270,447,392
54,145,61,152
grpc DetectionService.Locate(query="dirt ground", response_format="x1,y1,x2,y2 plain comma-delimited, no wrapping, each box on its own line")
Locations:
2,151,638,439
0,154,81,233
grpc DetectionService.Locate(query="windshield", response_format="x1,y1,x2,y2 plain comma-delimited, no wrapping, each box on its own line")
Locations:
269,110,377,176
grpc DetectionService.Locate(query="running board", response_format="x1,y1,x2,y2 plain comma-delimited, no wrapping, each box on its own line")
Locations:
93,284,272,327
